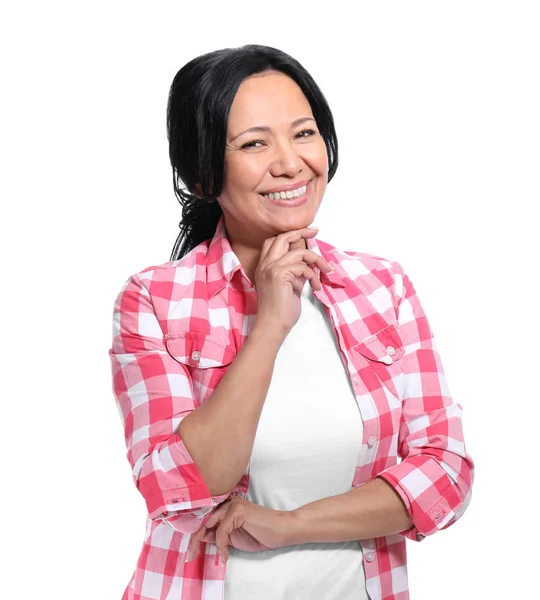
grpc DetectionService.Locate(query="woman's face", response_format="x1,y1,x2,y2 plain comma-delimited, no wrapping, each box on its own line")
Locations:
217,70,329,247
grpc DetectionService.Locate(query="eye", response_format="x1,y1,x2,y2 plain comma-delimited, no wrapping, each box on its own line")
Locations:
241,128,318,149
241,139,264,149
296,128,317,139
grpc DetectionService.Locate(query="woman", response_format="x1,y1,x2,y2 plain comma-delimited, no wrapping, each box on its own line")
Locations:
109,44,474,600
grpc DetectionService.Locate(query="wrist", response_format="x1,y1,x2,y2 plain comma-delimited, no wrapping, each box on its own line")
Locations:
279,509,303,547
250,322,286,348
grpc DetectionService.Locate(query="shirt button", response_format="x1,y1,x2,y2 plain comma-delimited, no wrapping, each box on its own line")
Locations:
386,345,396,356
352,374,359,385
191,350,201,361
365,552,374,563
367,436,377,448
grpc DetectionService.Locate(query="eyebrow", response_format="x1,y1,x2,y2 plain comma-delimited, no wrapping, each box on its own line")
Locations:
230,117,316,142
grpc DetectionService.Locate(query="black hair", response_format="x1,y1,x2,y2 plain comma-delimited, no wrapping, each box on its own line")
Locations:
166,44,339,261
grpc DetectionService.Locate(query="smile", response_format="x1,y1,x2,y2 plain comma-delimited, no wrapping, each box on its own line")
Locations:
260,183,307,200
259,181,311,207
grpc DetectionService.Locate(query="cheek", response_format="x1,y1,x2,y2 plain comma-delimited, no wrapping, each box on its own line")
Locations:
226,154,264,190
306,139,329,174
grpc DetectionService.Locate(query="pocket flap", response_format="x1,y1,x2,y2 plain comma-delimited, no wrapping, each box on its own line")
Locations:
165,331,236,369
353,323,404,365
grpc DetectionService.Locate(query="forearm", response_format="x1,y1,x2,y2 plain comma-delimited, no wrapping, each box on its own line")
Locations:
178,325,283,496
285,477,413,545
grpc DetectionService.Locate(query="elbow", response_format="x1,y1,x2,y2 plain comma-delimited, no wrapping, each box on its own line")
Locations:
415,443,475,535
430,459,475,538
378,451,475,542
208,477,238,497
178,416,244,498
435,444,475,523
130,436,235,530
438,454,475,532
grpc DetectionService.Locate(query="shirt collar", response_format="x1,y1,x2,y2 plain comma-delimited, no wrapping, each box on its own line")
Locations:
206,214,345,299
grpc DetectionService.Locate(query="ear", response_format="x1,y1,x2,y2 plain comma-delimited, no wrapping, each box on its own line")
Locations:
192,182,203,198
192,178,215,198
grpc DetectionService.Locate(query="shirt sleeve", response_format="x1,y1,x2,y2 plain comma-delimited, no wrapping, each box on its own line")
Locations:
376,260,475,542
108,273,233,533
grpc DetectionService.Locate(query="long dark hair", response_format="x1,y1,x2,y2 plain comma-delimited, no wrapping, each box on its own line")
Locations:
166,44,339,261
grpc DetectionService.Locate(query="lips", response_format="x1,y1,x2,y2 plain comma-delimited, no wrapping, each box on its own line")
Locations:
259,179,311,195
262,180,310,207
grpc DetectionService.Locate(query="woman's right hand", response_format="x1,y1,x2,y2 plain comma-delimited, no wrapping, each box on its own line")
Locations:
253,227,334,338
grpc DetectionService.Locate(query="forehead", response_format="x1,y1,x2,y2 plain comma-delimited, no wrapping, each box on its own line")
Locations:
227,71,313,130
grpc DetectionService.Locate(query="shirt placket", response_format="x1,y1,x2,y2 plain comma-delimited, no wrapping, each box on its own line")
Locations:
312,288,381,475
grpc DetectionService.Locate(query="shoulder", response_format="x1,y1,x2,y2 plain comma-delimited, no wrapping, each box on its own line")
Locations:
110,241,213,336
112,240,210,313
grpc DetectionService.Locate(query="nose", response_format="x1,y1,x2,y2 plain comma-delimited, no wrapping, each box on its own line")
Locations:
269,138,303,177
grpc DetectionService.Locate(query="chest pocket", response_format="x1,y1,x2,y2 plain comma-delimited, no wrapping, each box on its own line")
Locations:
164,331,237,405
352,322,405,402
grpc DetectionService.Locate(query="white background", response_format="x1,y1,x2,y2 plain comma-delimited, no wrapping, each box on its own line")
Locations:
2,1,539,598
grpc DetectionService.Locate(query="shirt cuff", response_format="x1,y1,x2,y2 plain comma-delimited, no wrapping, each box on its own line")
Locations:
138,433,233,530
377,455,458,542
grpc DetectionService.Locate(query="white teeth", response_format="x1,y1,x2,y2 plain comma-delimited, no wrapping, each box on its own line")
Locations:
261,184,307,200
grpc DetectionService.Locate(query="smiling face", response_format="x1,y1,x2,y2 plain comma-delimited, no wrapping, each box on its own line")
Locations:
217,70,328,255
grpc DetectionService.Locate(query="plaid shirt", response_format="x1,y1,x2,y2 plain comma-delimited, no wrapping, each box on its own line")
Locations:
109,215,474,600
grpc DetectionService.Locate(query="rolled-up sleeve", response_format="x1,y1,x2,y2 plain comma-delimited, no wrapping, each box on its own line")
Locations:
376,260,475,542
108,273,232,532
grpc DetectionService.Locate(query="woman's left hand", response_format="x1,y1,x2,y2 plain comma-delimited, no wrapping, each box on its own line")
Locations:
186,496,292,565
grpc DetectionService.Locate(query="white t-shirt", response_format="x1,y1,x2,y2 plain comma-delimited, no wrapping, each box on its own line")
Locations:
224,279,369,600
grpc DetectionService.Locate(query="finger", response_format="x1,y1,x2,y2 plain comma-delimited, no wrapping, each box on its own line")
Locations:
201,527,217,544
267,228,319,263
192,501,231,564
261,228,319,265
279,248,333,273
186,541,199,562
186,525,206,562
187,528,219,562
204,501,231,530
215,515,236,564
285,263,319,292
303,266,321,291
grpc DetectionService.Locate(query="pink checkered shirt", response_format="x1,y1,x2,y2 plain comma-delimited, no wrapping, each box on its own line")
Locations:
109,215,474,600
